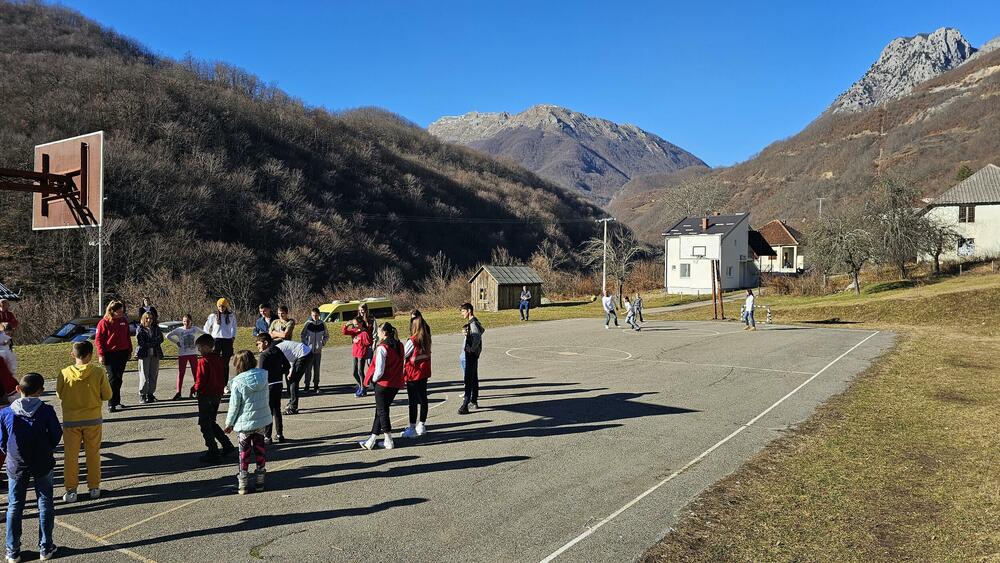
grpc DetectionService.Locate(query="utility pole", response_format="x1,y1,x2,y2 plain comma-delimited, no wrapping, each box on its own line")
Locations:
596,218,615,296
817,197,827,219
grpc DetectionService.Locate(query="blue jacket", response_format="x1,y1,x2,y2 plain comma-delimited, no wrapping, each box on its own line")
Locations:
225,368,272,432
253,314,276,337
0,397,63,477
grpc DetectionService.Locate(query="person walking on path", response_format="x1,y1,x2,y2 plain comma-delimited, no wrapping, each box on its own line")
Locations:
743,289,757,331
255,334,290,444
135,312,164,404
57,341,111,503
634,293,644,323
602,292,619,329
359,323,405,451
519,285,532,321
95,301,131,413
253,304,277,338
624,296,641,331
300,308,328,393
400,311,432,439
342,316,373,397
166,314,205,400
193,335,235,463
1,373,62,562
223,351,272,495
275,340,313,415
268,306,295,342
457,303,484,415
204,298,237,381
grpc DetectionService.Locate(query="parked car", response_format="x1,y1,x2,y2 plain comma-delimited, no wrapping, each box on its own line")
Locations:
42,317,102,344
318,297,395,323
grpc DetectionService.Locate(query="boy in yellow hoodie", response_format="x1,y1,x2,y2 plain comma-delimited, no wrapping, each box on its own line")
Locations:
57,341,112,503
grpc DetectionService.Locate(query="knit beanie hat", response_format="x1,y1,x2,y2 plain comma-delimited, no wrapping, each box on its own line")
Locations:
217,298,230,309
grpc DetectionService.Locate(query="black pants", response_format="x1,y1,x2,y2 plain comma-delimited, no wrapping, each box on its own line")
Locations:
214,338,235,379
637,309,644,322
371,385,399,435
266,384,283,438
407,379,429,424
197,396,231,451
105,350,130,407
463,353,480,404
353,356,370,389
287,353,314,410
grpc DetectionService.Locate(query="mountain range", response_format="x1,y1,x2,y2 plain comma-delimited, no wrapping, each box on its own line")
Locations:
429,105,707,205
609,27,1000,242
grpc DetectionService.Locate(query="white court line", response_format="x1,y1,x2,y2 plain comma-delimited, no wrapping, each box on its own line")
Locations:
56,519,159,563
539,330,881,563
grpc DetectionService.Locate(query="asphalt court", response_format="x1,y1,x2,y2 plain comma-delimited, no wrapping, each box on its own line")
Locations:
3,318,894,562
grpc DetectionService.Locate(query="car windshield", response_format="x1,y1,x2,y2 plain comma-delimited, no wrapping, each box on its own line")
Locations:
54,322,79,338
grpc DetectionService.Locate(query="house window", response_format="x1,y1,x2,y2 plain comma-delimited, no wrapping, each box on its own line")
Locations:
671,265,676,271
959,205,976,223
680,264,691,278
726,266,733,277
479,288,487,300
958,238,975,256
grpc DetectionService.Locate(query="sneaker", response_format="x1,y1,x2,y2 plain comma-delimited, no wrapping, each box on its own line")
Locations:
237,471,250,495
359,435,377,450
149,395,158,403
171,392,182,401
457,403,470,415
382,434,395,450
264,437,273,446
400,426,418,439
354,386,364,398
63,491,77,503
224,386,230,395
415,422,427,436
39,547,58,561
109,405,119,413
189,387,197,398
283,407,297,415
275,434,285,443
471,402,480,409
604,325,610,330
7,554,20,563
89,488,101,500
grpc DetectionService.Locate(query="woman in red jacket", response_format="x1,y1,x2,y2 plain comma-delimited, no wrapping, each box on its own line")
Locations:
95,301,133,412
342,315,373,398
358,323,405,451
400,310,431,439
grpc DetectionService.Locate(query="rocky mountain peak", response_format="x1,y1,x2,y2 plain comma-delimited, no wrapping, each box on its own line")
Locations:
831,27,976,113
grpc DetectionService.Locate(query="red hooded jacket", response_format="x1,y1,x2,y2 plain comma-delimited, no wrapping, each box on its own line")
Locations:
342,324,372,359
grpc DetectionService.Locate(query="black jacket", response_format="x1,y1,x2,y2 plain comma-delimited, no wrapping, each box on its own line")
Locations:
258,345,291,384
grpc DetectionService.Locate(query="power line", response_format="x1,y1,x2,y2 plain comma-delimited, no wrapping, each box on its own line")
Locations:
353,213,602,225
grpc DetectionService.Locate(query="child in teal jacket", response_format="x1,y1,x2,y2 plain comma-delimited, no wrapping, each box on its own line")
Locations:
224,351,272,495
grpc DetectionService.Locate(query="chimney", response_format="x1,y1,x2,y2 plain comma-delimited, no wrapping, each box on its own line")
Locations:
701,217,709,231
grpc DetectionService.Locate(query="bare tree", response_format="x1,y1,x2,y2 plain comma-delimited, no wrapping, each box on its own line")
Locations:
372,268,404,298
276,275,313,320
581,225,646,305
809,208,873,294
490,247,520,266
921,218,961,274
865,177,927,279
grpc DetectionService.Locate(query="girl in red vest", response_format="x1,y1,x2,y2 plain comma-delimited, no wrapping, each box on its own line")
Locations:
400,310,431,439
359,323,405,451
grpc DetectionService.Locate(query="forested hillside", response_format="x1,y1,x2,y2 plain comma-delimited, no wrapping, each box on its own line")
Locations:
0,2,604,310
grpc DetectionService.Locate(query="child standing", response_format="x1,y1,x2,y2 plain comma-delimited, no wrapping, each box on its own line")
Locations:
57,341,112,503
268,306,295,342
300,308,328,393
400,311,432,439
0,322,16,377
95,301,131,412
135,312,165,403
224,351,272,494
194,335,235,463
359,323,405,450
204,298,237,380
255,334,290,444
457,303,484,415
624,296,641,331
166,313,205,400
1,373,62,562
342,317,373,397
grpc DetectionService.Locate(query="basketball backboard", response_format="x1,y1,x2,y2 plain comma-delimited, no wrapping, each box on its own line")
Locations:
32,131,103,230
685,241,720,261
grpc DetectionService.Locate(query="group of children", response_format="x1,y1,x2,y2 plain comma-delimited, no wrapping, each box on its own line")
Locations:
601,292,645,331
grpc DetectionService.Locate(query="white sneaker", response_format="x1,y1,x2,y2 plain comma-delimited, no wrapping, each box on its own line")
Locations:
400,426,417,439
63,491,78,503
415,422,426,436
604,325,610,330
7,555,21,563
359,435,377,450
382,434,395,450
89,488,101,500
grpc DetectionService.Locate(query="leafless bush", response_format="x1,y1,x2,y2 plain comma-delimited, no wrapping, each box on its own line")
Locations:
8,292,87,344
117,268,211,322
275,275,316,321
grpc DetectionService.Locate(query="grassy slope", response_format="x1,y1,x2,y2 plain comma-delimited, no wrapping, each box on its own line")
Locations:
18,293,701,379
644,273,1000,561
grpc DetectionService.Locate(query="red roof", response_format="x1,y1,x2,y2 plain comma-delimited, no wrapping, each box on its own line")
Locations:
757,220,803,247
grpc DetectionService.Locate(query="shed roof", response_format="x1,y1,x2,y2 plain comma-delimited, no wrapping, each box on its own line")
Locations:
0,281,19,301
932,164,1000,205
469,265,544,285
748,230,778,257
662,213,748,238
757,219,804,247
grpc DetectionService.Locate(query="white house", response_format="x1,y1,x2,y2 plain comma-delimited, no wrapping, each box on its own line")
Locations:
757,219,806,273
663,213,771,295
925,164,1000,261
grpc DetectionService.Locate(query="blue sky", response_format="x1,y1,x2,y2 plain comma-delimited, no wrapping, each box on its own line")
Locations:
57,0,1000,167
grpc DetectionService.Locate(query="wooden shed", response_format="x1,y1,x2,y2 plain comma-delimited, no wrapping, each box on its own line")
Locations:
468,265,543,312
